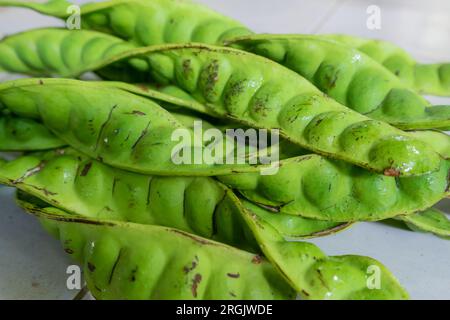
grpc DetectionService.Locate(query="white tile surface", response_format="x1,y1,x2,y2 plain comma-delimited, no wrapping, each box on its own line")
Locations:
0,0,449,300
0,186,80,300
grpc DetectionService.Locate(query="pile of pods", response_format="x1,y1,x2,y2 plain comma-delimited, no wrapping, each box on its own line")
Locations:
0,0,449,300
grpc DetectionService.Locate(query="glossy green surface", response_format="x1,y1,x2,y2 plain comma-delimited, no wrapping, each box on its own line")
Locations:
16,191,294,300
238,200,409,300
16,190,408,300
0,28,134,77
0,148,347,244
0,0,251,45
0,29,444,176
227,35,450,130
0,78,264,176
322,34,450,97
0,113,64,151
97,44,442,177
398,208,450,238
218,155,450,222
408,130,450,159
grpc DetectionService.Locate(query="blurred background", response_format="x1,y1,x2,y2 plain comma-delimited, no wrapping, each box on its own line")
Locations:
0,0,449,299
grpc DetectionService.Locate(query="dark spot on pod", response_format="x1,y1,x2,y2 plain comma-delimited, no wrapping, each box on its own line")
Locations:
87,262,96,272
38,80,44,85
446,170,450,192
191,274,202,298
182,59,192,75
251,255,262,264
384,168,400,177
170,229,213,245
64,248,74,254
130,266,138,282
127,110,146,116
229,292,236,297
316,269,330,289
301,290,310,297
136,84,149,92
30,185,57,196
131,121,151,149
183,255,199,274
80,162,92,176
227,272,240,278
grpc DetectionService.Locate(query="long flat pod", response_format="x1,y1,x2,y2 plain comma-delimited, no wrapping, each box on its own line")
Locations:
0,148,347,245
15,192,295,300
0,29,446,166
226,35,450,130
90,44,441,177
0,28,216,115
0,0,251,45
0,113,65,151
0,28,135,77
322,34,450,97
16,190,408,300
0,78,265,176
218,155,450,222
398,208,450,238
236,199,408,300
407,130,450,159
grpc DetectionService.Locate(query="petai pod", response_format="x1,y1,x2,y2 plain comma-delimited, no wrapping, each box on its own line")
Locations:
16,192,295,300
15,187,408,300
0,148,348,245
0,148,256,251
236,199,408,300
0,78,265,176
226,35,450,130
0,28,135,77
407,130,450,159
0,29,445,167
0,112,64,151
87,43,442,177
397,207,450,238
322,34,450,97
0,31,442,176
218,155,450,222
0,0,252,45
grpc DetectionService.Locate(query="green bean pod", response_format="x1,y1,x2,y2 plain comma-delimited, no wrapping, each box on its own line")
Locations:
16,189,408,300
226,35,450,130
229,199,408,299
0,29,444,175
16,191,295,300
0,112,65,151
108,44,444,176
321,34,450,97
0,0,251,45
0,78,268,176
408,130,450,159
0,148,349,244
397,207,450,238
0,28,134,77
218,155,450,222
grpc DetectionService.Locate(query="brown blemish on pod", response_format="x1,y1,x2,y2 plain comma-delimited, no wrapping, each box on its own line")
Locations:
191,274,202,298
384,168,400,177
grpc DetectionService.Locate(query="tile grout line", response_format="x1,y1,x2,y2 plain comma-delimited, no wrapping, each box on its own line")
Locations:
310,0,351,34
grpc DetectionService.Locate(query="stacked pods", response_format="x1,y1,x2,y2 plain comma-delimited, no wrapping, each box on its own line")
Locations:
0,0,448,300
